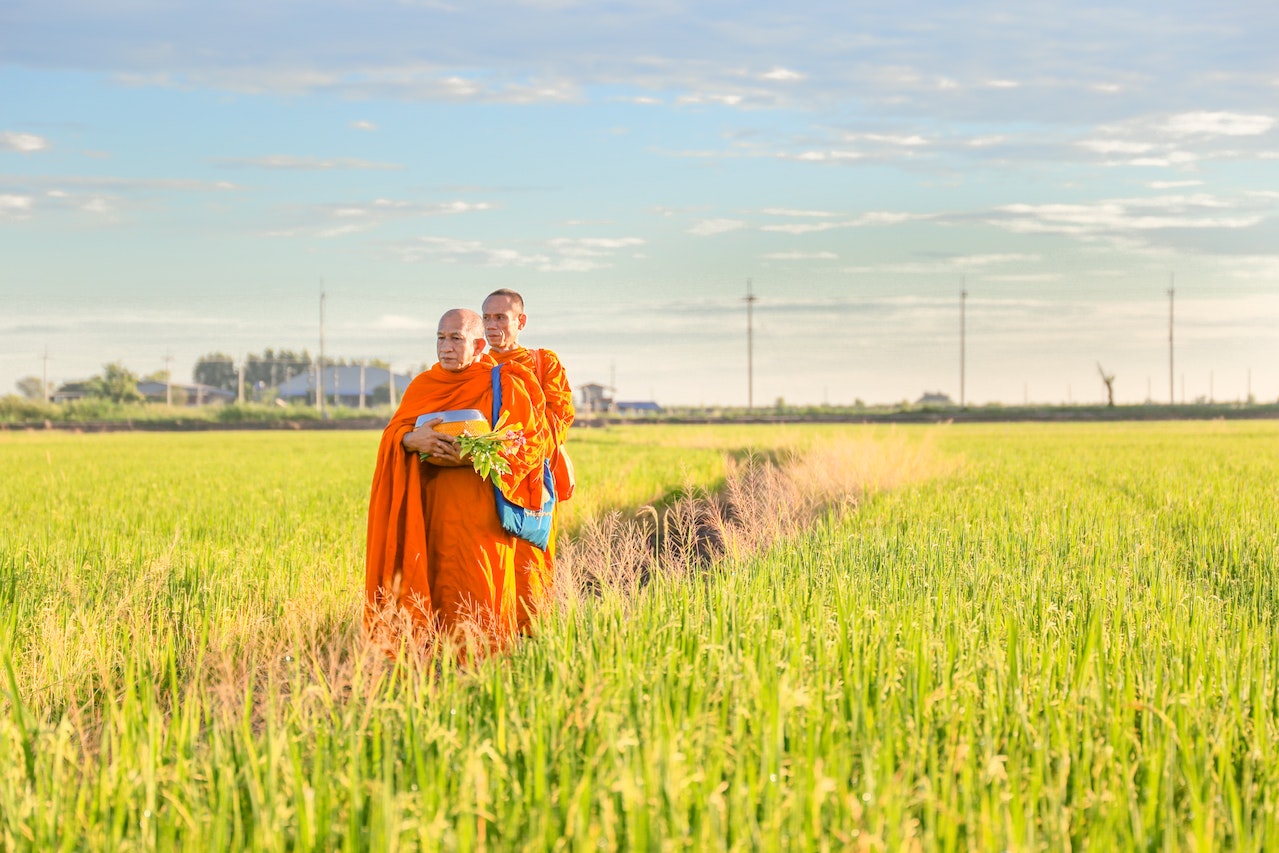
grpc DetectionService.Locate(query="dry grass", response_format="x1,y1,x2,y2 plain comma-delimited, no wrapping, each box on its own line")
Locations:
554,428,948,605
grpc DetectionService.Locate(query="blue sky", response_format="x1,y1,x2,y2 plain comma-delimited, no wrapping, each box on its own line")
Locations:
3,0,1277,405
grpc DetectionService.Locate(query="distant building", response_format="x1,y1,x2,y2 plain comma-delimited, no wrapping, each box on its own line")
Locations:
615,401,662,416
137,380,235,406
50,381,94,404
276,365,414,408
916,391,953,406
577,382,613,414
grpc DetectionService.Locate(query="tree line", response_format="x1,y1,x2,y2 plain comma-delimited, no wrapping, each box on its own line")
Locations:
192,350,391,393
11,348,399,402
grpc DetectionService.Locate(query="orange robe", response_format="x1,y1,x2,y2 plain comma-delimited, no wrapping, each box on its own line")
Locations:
489,346,575,632
365,354,549,651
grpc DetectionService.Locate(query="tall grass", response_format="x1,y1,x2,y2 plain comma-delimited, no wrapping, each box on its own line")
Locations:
2,422,1277,849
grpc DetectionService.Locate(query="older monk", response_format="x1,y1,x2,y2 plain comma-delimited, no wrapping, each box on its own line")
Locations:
365,308,549,650
482,288,575,633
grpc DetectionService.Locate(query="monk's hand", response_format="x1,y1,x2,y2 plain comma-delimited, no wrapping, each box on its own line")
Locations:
403,418,464,465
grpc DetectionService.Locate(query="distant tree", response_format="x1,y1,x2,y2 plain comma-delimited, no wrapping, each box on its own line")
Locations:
15,376,47,401
243,348,312,390
1097,363,1116,407
193,353,237,391
87,361,143,403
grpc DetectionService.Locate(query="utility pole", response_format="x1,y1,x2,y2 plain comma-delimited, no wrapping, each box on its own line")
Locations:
1168,276,1175,405
388,365,398,409
960,280,968,408
744,278,758,410
359,359,367,410
42,347,51,403
237,358,246,404
164,352,173,406
318,287,327,418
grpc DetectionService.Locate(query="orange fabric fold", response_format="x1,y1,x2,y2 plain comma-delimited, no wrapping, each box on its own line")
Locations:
364,354,549,645
490,346,575,632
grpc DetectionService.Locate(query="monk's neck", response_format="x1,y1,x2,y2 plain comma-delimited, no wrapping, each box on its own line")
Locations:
490,345,524,356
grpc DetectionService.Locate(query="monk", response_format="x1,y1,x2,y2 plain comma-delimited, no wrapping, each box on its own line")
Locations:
481,288,575,632
365,308,549,653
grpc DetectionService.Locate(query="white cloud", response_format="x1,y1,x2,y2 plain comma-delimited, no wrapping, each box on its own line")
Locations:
548,236,645,257
760,67,805,82
986,79,1020,89
854,211,931,226
761,251,837,260
843,132,928,147
687,218,748,236
677,93,745,107
1163,111,1276,137
842,253,1041,275
954,253,1042,267
213,155,405,170
0,132,50,153
759,211,930,234
992,194,1267,236
760,208,842,218
776,149,864,163
0,194,34,220
760,221,844,234
1110,151,1198,167
350,120,377,131
80,197,115,215
609,95,663,105
318,222,376,238
269,197,495,239
392,233,642,271
1149,180,1203,189
1078,139,1155,154
3,174,240,193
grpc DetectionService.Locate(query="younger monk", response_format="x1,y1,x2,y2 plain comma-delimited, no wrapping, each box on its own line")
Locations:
482,288,575,632
365,308,549,653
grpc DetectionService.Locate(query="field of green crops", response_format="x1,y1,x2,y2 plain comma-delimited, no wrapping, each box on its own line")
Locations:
2,421,1278,850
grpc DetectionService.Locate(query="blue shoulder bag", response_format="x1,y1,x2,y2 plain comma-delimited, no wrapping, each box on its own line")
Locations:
490,364,556,550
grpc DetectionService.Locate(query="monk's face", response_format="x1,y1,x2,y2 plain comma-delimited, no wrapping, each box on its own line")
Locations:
481,294,527,352
436,313,486,372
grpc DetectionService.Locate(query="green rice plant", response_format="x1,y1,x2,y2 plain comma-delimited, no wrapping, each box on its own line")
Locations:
1,421,1277,850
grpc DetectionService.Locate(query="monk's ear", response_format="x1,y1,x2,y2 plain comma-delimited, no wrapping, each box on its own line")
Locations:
471,337,487,358
517,313,527,331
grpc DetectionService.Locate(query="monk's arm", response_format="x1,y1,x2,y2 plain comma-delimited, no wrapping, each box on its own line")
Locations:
401,418,465,465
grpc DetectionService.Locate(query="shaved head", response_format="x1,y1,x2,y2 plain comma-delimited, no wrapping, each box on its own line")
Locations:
439,308,484,339
436,308,487,372
481,290,527,353
485,288,524,313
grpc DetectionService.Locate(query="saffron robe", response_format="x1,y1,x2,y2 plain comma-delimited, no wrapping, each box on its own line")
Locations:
365,354,549,646
489,346,575,631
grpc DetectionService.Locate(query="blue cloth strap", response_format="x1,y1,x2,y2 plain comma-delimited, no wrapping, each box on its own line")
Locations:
490,364,502,427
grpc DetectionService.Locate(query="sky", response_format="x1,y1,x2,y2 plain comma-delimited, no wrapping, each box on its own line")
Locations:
2,0,1277,407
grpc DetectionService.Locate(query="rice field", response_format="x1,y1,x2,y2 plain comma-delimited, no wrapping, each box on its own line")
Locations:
2,421,1278,850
